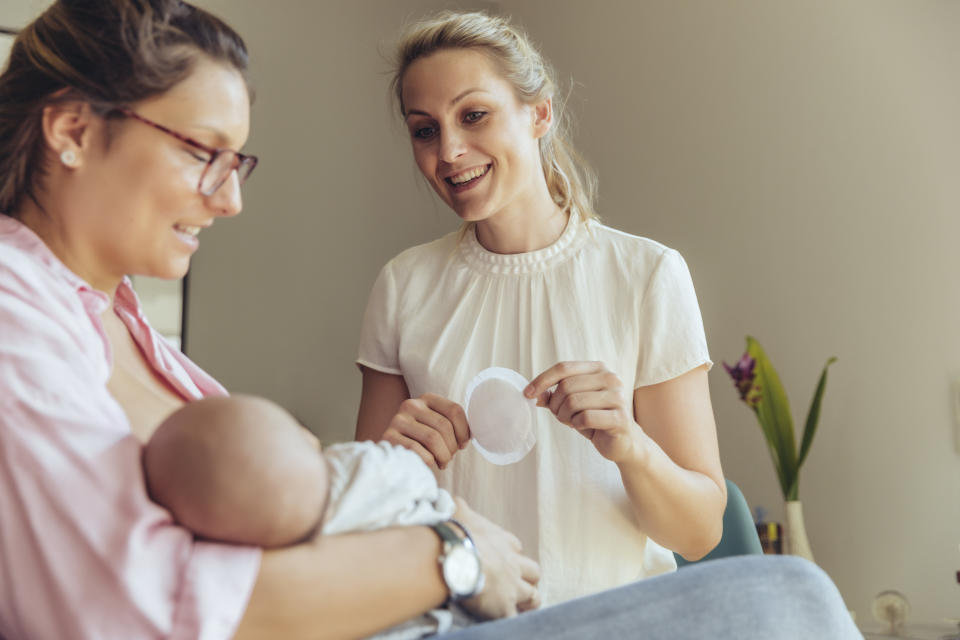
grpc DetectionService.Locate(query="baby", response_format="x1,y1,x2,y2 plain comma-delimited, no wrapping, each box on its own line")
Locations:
144,394,326,547
143,395,465,639
143,394,456,545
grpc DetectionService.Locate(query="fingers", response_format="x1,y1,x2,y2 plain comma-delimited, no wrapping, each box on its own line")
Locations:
412,403,459,457
382,430,439,469
456,504,541,621
515,559,542,613
552,390,625,425
524,361,605,401
518,555,541,586
422,393,471,448
384,394,471,470
516,581,541,613
546,371,623,413
527,362,628,429
384,417,453,468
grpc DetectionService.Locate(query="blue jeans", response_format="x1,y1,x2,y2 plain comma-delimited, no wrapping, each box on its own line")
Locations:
443,555,862,639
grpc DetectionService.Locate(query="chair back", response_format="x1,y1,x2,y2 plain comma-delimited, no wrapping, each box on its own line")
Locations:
675,478,763,567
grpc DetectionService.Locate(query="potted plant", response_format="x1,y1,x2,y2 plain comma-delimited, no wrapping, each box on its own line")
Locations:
724,336,836,561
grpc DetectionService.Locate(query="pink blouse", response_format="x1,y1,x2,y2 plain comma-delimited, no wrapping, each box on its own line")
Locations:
0,216,261,640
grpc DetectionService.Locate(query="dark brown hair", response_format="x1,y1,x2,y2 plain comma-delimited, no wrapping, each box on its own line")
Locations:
0,0,250,216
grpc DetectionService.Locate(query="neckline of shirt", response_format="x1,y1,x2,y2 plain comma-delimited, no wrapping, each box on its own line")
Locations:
458,212,590,275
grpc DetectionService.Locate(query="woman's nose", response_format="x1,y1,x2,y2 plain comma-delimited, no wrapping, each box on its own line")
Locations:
209,170,243,217
439,129,467,163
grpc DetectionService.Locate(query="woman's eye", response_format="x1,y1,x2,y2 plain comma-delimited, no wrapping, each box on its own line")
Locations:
186,150,211,163
464,111,486,123
413,126,437,140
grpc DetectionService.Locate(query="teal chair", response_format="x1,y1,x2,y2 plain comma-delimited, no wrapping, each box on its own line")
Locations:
674,479,763,568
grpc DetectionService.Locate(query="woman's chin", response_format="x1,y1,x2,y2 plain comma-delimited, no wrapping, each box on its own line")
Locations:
450,205,492,223
147,260,191,282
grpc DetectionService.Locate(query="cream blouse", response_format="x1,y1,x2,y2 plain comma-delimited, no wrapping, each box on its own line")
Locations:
357,216,711,605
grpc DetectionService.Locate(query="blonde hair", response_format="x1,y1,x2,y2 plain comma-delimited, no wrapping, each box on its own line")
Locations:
390,11,598,225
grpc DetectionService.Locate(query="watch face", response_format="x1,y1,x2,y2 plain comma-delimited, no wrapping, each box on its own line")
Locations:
444,545,481,596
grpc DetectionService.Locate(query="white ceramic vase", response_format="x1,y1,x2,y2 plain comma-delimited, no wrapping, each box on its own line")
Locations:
785,500,815,563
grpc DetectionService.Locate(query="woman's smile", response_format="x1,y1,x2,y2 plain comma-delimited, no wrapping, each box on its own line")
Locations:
173,223,203,249
445,164,491,193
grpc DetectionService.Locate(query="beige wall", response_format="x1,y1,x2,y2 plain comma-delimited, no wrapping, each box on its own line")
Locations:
187,0,960,622
502,0,960,625
189,0,960,623
6,0,958,626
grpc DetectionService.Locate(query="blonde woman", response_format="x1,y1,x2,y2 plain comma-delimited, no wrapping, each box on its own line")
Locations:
356,11,727,605
0,3,859,638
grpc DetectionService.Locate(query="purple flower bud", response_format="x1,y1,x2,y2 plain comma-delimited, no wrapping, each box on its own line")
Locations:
723,353,760,407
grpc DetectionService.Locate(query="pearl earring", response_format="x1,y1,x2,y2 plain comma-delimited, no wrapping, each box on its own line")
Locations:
60,149,77,167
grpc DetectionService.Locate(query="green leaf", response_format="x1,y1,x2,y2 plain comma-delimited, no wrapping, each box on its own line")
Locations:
745,336,799,500
797,356,837,473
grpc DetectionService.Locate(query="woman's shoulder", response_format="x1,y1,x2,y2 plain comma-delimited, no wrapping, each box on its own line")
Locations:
0,222,76,307
379,229,460,278
584,219,681,273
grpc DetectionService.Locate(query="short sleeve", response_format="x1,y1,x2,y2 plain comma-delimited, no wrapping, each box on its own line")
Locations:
356,262,403,375
0,266,261,640
634,249,712,387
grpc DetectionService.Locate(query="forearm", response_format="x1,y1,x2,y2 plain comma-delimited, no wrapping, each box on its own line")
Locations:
234,526,446,640
617,429,726,561
355,367,410,441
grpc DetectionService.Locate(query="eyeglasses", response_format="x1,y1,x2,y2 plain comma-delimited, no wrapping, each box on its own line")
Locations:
113,107,258,196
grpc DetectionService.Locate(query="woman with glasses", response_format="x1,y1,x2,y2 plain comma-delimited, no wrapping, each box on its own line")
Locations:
0,2,861,639
0,1,540,638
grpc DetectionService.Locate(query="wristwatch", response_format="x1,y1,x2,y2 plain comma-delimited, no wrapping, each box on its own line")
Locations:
429,519,484,602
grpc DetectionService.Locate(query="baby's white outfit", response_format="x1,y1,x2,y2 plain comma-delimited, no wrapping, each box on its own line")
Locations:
321,441,462,639
322,441,455,535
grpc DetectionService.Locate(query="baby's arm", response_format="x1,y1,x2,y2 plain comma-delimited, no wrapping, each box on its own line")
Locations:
321,441,454,535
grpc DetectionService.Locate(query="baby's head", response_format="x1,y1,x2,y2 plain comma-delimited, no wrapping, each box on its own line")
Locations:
143,395,327,548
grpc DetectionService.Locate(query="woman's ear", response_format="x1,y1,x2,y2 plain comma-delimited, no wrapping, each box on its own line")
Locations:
41,100,95,169
532,97,553,140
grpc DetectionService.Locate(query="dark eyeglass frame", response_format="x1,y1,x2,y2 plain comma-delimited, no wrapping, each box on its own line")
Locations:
112,107,258,196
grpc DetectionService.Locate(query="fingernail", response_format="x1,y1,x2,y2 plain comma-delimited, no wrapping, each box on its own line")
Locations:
523,385,534,397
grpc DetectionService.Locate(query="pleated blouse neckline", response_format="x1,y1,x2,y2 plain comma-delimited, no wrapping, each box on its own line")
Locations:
458,213,589,276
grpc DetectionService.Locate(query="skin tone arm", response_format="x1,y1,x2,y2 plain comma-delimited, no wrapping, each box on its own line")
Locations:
234,526,447,640
356,356,724,559
357,364,725,560
234,499,540,640
524,362,726,561
356,367,470,470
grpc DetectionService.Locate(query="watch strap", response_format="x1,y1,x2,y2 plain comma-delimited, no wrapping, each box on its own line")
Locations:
429,520,484,602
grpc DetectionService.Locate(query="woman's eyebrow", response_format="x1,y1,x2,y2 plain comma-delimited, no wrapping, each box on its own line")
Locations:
405,88,490,119
189,125,232,147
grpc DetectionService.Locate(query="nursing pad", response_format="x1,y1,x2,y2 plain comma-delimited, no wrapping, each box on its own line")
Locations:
463,367,537,465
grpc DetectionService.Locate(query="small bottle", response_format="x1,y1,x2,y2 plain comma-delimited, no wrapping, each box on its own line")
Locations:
754,506,783,555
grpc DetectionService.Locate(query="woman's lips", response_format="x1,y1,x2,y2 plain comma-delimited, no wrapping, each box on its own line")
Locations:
445,164,491,193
